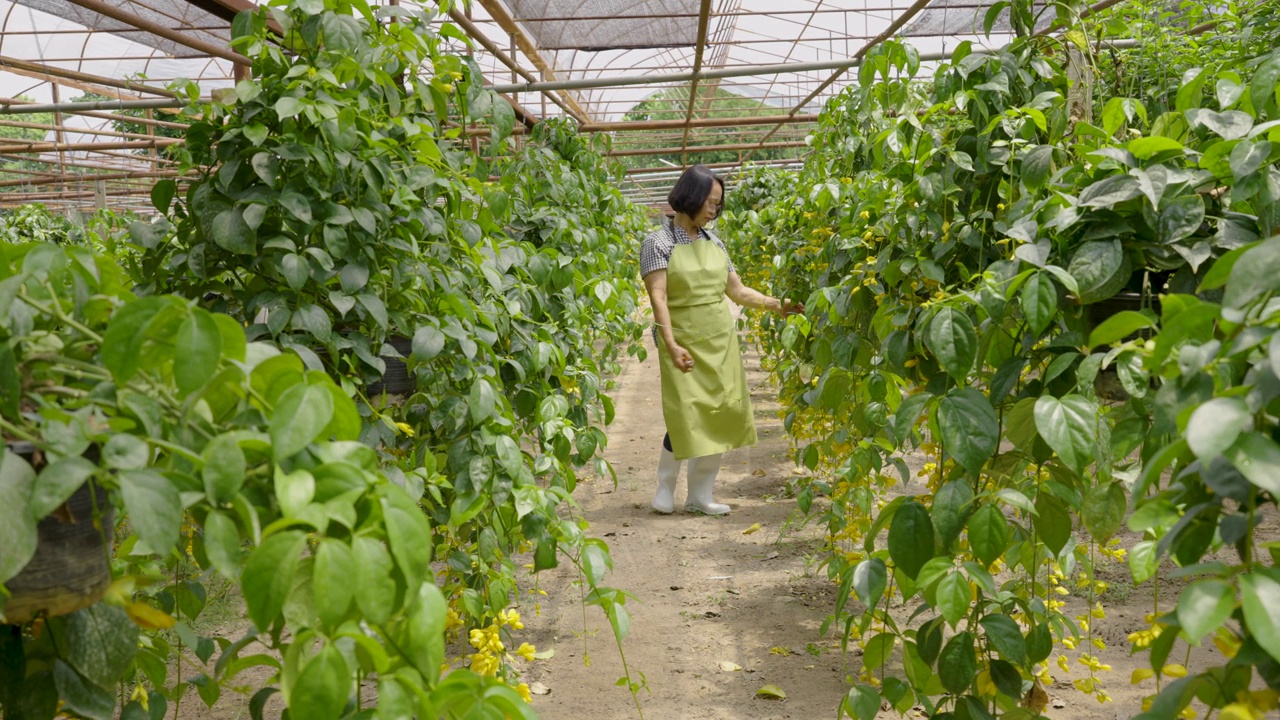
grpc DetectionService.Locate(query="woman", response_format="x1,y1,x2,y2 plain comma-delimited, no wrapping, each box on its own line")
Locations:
640,165,802,515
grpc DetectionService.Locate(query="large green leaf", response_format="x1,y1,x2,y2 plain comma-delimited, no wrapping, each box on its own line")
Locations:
411,325,445,360
980,614,1028,666
1158,195,1205,245
210,207,255,255
0,449,37,583
936,571,970,627
931,480,974,552
353,537,396,625
926,307,977,381
53,660,113,720
242,530,306,630
119,469,181,555
30,456,96,520
1223,433,1280,496
1067,240,1126,304
1186,397,1250,460
1088,310,1155,348
1081,482,1126,542
937,632,976,694
175,309,222,396
1022,145,1053,190
1176,579,1235,645
887,501,935,581
1021,272,1057,336
1033,394,1096,474
101,296,169,383
381,485,433,590
398,582,447,684
936,388,999,475
289,642,350,720
1078,175,1142,207
967,504,1008,567
852,558,887,608
203,433,246,504
269,384,335,460
1129,539,1158,584
203,510,242,579
65,604,138,689
1034,491,1072,558
1241,572,1280,663
1223,236,1280,309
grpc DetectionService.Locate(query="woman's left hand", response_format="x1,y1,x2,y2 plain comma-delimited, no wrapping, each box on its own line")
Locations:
779,299,804,316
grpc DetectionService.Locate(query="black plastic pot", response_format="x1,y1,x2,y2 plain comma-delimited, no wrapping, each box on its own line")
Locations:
366,335,416,397
4,442,112,624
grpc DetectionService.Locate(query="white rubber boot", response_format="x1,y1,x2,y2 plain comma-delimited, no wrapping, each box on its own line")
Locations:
684,453,729,515
652,448,681,514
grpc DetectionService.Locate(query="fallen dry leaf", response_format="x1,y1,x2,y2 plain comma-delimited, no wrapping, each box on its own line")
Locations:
752,468,767,477
769,646,792,656
530,682,551,696
756,684,787,700
719,660,742,672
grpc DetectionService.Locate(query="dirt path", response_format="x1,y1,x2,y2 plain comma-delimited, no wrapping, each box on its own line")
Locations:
517,338,855,719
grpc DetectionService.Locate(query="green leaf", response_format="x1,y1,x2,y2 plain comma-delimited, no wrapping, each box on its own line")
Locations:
1158,195,1205,245
967,504,1008,567
314,540,355,630
280,191,312,223
381,485,433,590
927,307,977,380
863,632,895,670
175,309,222,396
937,631,976,694
1068,239,1126,304
275,96,304,120
937,571,970,627
353,537,396,625
269,384,335,460
104,434,149,470
887,500,935,581
213,314,247,362
1229,139,1270,180
1188,108,1253,140
203,433,246,504
210,207,255,255
101,296,168,383
937,388,999,475
280,254,308,289
932,480,974,552
1187,397,1250,460
757,684,788,700
1241,572,1280,663
1034,394,1096,474
1224,237,1280,309
151,179,176,214
289,642,350,720
1088,310,1156,348
412,325,445,361
399,582,447,683
1176,579,1235,645
1022,145,1053,190
852,558,887,608
981,614,1028,666
1034,491,1071,558
53,659,113,720
468,378,496,425
1081,482,1126,541
242,530,306,630
119,469,180,555
65,604,138,689
273,467,314,518
203,510,242,579
1129,539,1158,584
1128,136,1184,159
1021,272,1057,336
1027,622,1052,664
30,456,95,520
1223,433,1280,496
1078,175,1142,207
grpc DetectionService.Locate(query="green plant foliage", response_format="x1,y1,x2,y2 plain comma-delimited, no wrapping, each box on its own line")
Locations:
721,5,1280,716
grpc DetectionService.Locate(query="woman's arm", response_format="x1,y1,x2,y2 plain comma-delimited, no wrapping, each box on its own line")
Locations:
644,270,695,373
725,272,804,315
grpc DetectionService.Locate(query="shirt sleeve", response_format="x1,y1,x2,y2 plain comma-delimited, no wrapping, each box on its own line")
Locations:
640,228,672,278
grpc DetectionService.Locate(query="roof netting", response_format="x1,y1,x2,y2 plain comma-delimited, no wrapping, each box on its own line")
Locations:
0,0,1091,210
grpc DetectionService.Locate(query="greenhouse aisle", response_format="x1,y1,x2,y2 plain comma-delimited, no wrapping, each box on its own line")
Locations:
518,337,853,719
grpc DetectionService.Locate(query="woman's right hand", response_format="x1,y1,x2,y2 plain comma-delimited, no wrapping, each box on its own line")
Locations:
668,343,695,373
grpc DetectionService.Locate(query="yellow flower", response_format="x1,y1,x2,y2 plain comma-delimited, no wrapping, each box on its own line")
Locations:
1220,703,1261,720
997,203,1006,210
1062,637,1076,650
516,642,537,661
1131,668,1154,684
860,211,871,220
394,422,415,437
1057,655,1071,673
500,608,524,630
1162,664,1188,678
516,683,533,703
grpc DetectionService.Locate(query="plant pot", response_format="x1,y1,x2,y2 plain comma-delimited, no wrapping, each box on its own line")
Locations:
3,443,112,624
366,335,416,397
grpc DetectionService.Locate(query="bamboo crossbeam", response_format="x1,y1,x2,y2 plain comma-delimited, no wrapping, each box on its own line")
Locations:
607,140,806,157
62,0,248,66
0,139,181,154
0,168,190,189
0,55,177,98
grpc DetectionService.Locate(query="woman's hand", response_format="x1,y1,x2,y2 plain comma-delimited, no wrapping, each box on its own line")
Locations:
668,343,695,373
779,299,805,317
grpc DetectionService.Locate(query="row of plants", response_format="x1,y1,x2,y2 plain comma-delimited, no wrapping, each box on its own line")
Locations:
1,0,649,717
722,1,1280,717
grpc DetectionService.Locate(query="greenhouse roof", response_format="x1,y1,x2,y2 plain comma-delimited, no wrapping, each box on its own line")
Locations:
0,0,1111,211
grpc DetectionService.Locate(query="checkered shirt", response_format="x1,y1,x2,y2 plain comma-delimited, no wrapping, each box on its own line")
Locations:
639,220,736,280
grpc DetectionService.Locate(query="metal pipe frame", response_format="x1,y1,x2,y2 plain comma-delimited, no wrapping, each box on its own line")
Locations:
474,0,591,123
607,140,806,157
62,0,247,66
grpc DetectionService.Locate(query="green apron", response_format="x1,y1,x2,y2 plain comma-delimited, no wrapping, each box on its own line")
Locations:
658,233,756,461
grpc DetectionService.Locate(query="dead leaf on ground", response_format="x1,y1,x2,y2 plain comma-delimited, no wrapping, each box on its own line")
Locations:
530,682,551,696
719,660,742,672
756,684,787,700
752,468,767,477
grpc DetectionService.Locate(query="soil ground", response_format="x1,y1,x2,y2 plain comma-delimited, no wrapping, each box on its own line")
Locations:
169,333,1235,719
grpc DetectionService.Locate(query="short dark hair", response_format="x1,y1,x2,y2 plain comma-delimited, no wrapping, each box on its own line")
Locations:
667,165,725,215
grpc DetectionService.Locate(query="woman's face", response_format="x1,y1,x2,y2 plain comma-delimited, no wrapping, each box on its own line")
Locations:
694,182,723,227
